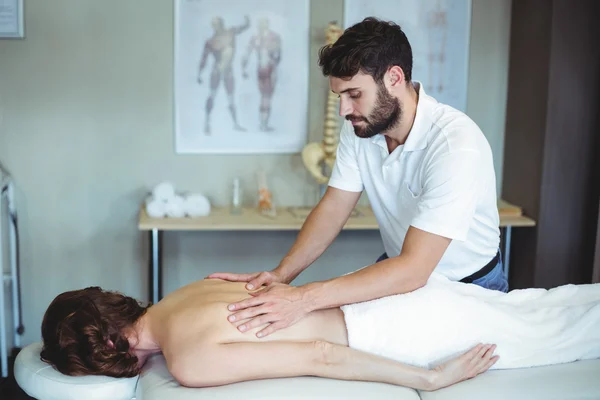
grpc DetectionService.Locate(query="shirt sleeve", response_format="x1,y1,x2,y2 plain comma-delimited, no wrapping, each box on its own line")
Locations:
409,149,483,241
328,121,364,192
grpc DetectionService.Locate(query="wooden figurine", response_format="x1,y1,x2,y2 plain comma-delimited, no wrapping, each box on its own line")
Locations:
257,170,276,218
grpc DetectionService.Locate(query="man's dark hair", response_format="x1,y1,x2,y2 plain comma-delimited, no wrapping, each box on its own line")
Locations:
40,287,149,378
318,17,413,83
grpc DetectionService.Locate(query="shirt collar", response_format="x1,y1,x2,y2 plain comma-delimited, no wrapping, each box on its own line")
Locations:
370,81,435,152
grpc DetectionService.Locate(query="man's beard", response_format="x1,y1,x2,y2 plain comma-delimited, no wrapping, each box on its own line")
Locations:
346,84,401,139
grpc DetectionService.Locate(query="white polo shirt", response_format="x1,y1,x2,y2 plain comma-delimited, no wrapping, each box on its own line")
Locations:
328,82,500,280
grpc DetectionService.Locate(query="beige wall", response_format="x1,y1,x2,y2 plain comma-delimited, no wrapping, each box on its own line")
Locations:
466,0,512,194
0,0,512,346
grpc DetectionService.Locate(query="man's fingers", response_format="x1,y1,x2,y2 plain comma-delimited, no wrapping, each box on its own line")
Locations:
247,277,267,291
206,272,227,279
237,314,277,333
248,287,269,297
207,272,256,282
246,272,275,290
256,321,283,338
228,296,265,311
228,306,269,323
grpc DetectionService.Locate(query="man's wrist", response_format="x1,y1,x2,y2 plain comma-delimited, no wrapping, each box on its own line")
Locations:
299,281,326,313
274,258,302,284
272,266,292,284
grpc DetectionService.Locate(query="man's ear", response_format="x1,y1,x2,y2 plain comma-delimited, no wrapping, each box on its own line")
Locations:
387,66,406,88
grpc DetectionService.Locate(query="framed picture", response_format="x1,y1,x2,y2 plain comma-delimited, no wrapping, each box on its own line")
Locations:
0,0,24,39
344,0,472,112
174,0,310,154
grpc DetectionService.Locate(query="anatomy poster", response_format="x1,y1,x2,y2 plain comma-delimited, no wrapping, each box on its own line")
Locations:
344,0,471,112
174,0,310,154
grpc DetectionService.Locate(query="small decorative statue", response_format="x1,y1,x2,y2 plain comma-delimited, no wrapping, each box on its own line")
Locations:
301,21,344,190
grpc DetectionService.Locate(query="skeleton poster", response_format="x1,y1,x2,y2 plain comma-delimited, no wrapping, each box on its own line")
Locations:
175,0,310,154
344,0,471,112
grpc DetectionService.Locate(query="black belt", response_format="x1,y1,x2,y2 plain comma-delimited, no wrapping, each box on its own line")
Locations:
460,251,500,284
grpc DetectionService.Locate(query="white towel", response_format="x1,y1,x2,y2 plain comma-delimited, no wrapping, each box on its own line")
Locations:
183,194,211,217
165,195,185,218
340,273,600,370
152,182,175,202
145,196,166,218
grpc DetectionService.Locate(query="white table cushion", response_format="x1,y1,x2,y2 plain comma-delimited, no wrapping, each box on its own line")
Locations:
16,341,600,400
136,353,421,399
14,342,139,400
419,359,600,400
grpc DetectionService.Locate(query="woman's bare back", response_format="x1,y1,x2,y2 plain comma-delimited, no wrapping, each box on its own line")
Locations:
147,279,348,355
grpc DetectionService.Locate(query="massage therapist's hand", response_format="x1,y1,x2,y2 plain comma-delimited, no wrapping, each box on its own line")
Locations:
226,283,311,338
206,269,287,291
429,344,499,390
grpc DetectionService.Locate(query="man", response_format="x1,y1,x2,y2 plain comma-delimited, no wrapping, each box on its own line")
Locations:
209,17,504,338
197,16,249,134
241,17,282,132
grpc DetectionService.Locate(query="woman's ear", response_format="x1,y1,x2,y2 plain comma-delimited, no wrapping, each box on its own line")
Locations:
107,339,115,349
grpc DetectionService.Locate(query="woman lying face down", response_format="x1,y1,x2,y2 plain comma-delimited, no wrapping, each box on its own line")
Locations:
40,278,499,391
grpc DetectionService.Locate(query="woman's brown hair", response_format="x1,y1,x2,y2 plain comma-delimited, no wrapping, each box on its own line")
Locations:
40,286,149,378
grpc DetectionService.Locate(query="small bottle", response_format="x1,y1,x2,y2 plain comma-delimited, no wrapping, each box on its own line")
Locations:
230,177,242,215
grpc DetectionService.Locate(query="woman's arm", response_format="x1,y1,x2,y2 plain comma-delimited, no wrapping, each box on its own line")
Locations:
169,340,497,391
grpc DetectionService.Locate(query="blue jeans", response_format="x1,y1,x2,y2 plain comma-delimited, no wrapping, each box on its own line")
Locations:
375,252,509,293
470,257,509,292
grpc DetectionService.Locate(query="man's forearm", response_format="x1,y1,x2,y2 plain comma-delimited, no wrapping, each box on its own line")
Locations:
302,225,450,311
275,191,357,283
303,255,430,311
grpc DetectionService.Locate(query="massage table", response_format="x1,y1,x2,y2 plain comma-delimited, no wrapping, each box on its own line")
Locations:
14,342,600,399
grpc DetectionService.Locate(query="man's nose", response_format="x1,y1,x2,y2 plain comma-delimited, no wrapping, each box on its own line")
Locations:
339,97,352,117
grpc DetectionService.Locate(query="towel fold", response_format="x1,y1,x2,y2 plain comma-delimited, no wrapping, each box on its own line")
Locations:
165,195,185,218
153,182,175,202
145,196,166,218
183,194,211,217
340,273,600,370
